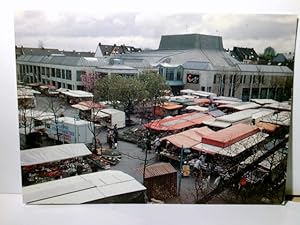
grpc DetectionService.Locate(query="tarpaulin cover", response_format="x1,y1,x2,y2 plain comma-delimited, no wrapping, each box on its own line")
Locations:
21,143,92,166
144,112,213,131
201,123,259,148
160,127,215,148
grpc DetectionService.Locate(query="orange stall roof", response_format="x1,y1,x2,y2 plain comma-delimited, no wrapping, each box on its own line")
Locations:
202,123,260,148
161,127,215,148
144,112,213,131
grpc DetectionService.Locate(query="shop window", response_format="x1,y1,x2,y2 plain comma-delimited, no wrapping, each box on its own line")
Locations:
66,70,72,80
76,70,85,81
166,68,174,80
51,68,55,77
56,69,61,78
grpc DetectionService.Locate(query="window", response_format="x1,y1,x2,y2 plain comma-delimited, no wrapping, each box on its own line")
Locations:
42,79,45,84
176,68,183,80
253,75,257,83
29,65,33,73
41,67,45,75
57,82,61,88
159,67,164,75
207,87,212,92
243,76,246,84
33,66,36,74
26,65,29,73
52,81,56,86
45,67,49,77
66,70,72,80
62,70,65,79
62,83,65,88
76,70,85,81
201,86,205,91
249,75,252,84
67,84,72,89
166,68,174,80
56,69,61,78
213,74,218,84
77,85,84,90
37,66,41,75
51,68,55,77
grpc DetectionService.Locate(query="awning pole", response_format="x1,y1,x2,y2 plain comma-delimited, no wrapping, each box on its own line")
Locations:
178,145,184,196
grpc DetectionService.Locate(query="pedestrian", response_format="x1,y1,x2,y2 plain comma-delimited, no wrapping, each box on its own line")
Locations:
112,134,118,149
107,130,113,149
154,137,161,153
113,124,118,140
146,138,152,153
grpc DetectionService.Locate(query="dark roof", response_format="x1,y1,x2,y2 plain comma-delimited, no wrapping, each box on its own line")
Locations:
60,51,94,57
143,163,177,179
158,33,224,51
15,46,61,57
231,47,259,62
15,46,94,57
208,110,226,118
273,53,287,63
98,43,142,56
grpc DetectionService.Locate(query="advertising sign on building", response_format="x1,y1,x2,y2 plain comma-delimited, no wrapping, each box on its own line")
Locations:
186,74,199,84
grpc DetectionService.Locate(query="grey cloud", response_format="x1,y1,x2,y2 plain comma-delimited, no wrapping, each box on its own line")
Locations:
15,12,298,53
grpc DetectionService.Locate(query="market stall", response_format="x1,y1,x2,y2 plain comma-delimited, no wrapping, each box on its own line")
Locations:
144,112,213,133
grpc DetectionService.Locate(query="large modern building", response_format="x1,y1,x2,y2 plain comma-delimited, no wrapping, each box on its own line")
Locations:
16,33,293,101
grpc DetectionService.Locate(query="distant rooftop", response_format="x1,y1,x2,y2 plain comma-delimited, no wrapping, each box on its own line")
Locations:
15,46,95,57
158,33,224,51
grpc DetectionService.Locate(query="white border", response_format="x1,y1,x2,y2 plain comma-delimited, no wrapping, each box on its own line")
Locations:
0,1,299,224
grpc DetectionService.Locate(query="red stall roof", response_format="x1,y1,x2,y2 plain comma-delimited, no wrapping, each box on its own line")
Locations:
160,127,215,148
144,112,213,131
201,123,259,148
72,101,104,111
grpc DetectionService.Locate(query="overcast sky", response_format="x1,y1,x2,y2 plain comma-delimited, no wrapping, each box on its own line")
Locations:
14,11,298,54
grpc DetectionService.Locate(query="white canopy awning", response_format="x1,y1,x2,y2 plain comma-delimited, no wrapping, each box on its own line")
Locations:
21,143,92,166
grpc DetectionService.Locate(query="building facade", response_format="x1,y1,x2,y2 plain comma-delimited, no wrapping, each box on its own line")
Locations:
16,33,293,101
16,55,138,90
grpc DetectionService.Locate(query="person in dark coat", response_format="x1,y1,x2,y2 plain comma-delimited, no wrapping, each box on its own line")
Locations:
146,138,152,152
113,124,118,140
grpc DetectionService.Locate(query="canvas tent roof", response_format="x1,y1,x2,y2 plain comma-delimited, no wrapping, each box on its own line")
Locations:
186,105,209,113
216,109,260,123
23,170,146,204
203,119,232,128
250,99,279,105
264,102,291,111
144,112,213,131
260,111,291,126
193,132,268,157
21,110,55,121
160,127,215,148
218,102,260,111
21,143,92,166
58,89,94,98
71,101,104,111
201,123,260,148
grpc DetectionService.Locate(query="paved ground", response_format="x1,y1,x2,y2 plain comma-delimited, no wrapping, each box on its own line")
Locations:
31,96,200,203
